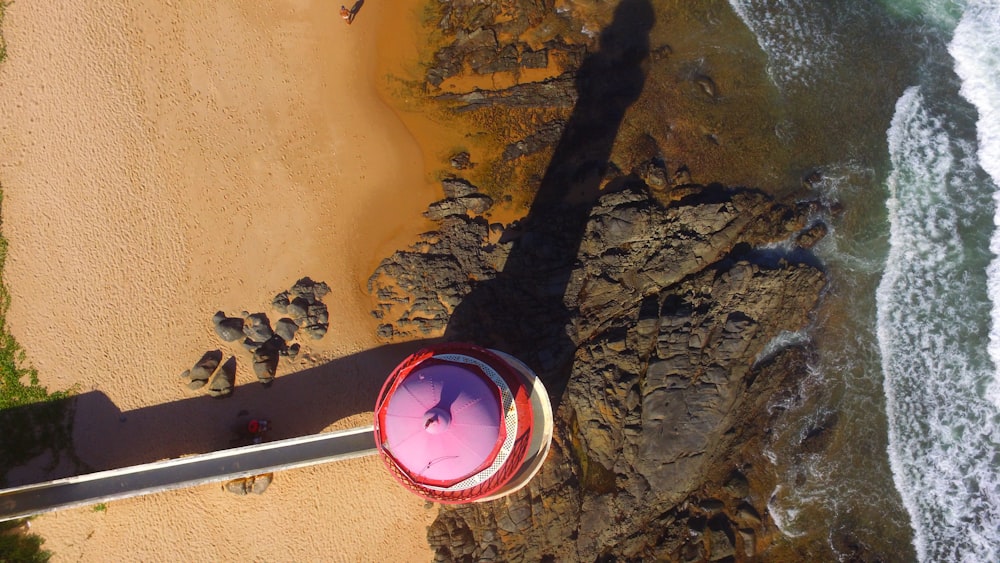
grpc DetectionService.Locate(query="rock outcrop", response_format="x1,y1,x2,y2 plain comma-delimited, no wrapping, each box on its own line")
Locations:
369,0,837,559
370,175,827,561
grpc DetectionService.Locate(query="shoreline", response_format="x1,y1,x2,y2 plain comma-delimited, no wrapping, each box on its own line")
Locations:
0,1,438,560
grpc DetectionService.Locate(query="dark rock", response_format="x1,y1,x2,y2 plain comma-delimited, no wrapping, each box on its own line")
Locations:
212,312,244,341
709,535,736,561
800,410,839,454
272,291,291,313
307,302,329,324
442,178,477,198
185,351,222,385
735,502,761,526
425,199,471,220
401,182,826,561
796,222,828,249
436,75,577,112
303,323,328,340
372,5,830,558
477,43,519,74
699,498,726,514
252,336,284,384
425,194,494,220
502,120,565,160
520,45,548,69
672,165,692,186
207,356,237,398
461,194,494,214
738,528,756,557
651,44,673,61
274,318,298,342
449,152,474,170
286,342,300,360
289,277,331,304
243,313,274,343
682,542,706,562
287,297,309,320
635,159,669,189
253,355,278,383
803,169,823,188
830,528,883,562
694,73,719,99
723,470,750,499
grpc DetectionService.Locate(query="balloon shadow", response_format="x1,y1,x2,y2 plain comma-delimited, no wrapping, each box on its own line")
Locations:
2,339,432,486
444,0,655,408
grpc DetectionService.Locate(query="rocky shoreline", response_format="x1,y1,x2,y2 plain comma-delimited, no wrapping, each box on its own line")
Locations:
366,1,855,560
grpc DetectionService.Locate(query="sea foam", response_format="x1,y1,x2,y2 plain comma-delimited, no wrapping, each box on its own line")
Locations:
949,0,1000,408
878,86,1000,563
726,0,839,89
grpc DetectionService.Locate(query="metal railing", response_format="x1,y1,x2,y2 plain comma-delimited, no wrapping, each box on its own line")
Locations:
0,425,376,522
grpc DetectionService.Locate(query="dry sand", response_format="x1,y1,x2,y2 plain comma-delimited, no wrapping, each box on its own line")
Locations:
0,0,442,560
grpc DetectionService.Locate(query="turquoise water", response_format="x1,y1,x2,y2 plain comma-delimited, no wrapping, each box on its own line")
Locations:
728,1,1000,561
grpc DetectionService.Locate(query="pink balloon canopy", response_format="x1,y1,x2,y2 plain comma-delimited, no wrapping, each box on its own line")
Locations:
375,342,550,504
380,360,504,484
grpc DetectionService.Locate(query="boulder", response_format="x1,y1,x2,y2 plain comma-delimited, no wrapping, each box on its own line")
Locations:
212,311,244,342
286,297,309,320
184,351,222,390
442,178,477,198
252,336,284,384
303,323,328,340
289,277,331,304
243,313,274,343
274,318,298,342
272,291,291,313
449,152,474,170
796,222,829,249
207,356,237,398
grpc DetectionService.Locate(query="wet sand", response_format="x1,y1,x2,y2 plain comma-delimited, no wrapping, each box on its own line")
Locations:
0,0,438,560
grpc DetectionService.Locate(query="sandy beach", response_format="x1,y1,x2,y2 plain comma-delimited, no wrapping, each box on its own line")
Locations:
0,1,439,560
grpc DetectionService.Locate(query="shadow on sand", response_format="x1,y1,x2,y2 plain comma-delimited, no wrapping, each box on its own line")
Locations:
2,0,653,485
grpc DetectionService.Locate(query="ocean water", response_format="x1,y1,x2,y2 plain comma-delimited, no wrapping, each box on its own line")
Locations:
727,0,1000,561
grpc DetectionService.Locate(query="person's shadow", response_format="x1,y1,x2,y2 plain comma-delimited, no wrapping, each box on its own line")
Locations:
1,0,653,487
444,0,654,408
349,0,364,24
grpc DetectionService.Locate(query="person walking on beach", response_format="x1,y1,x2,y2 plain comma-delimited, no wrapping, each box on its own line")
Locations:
340,6,352,24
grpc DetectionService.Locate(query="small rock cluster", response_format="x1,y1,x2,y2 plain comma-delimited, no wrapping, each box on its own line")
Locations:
180,277,331,397
180,351,235,398
271,277,332,340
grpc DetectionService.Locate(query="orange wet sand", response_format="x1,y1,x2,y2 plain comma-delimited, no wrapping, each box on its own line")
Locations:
0,1,440,560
